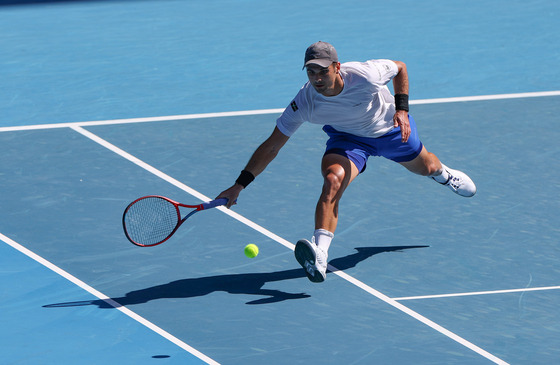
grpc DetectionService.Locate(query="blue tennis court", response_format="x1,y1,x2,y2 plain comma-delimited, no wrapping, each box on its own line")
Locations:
1,1,559,364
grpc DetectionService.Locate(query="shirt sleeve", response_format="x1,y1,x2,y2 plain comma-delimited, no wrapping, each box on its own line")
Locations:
275,86,308,137
363,59,399,86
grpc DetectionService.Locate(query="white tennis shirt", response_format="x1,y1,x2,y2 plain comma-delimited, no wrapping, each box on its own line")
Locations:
276,59,399,138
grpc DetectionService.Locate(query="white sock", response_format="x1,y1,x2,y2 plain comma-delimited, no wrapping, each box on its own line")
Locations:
431,163,449,183
313,229,334,254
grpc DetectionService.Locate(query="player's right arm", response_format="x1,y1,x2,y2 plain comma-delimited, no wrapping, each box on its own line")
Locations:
218,126,290,208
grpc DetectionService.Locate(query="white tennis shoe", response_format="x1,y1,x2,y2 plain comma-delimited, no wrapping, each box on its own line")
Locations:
294,239,328,283
433,166,476,197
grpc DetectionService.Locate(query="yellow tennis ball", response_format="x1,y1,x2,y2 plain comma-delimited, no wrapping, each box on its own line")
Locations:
244,243,259,258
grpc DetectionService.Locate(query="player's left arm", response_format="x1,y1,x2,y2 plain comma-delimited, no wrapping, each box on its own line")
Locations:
391,60,411,143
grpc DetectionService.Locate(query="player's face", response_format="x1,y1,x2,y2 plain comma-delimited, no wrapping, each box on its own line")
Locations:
306,63,342,96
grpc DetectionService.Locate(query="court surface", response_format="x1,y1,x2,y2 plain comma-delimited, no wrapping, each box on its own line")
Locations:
1,1,559,364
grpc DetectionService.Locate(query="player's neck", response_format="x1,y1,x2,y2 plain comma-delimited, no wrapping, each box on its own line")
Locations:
321,74,344,97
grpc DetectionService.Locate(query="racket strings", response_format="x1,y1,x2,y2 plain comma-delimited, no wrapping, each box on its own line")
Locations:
124,197,179,246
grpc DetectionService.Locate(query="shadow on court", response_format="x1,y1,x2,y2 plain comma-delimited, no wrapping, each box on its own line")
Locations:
44,245,428,308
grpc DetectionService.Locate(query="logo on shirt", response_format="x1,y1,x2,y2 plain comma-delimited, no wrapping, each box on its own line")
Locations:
290,100,298,112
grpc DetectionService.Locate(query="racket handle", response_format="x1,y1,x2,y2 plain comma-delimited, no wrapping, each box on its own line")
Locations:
200,198,229,210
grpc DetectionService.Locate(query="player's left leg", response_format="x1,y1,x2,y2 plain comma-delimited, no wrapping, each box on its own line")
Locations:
382,114,476,197
399,146,476,197
398,145,441,176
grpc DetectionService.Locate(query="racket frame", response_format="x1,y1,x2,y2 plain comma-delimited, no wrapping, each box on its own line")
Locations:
122,195,227,247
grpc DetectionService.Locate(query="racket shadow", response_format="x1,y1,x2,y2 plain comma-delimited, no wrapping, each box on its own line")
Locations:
43,245,428,308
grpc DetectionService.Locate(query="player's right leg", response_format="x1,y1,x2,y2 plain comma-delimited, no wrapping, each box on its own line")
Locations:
315,152,360,233
295,153,359,282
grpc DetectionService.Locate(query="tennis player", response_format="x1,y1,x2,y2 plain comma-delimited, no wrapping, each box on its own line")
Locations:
217,41,476,283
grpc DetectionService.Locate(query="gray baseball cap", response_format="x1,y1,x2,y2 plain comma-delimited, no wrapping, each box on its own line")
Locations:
303,41,338,69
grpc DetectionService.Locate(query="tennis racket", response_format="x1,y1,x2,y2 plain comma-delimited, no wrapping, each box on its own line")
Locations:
122,195,228,247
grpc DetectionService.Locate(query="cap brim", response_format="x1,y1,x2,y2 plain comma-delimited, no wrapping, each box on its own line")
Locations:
303,59,334,69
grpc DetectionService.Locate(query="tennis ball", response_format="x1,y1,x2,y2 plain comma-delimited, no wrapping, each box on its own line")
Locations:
244,243,259,258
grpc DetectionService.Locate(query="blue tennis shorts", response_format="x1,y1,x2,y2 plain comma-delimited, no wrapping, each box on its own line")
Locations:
323,114,423,173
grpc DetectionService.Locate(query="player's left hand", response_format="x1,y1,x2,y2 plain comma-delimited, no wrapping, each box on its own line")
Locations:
393,110,411,143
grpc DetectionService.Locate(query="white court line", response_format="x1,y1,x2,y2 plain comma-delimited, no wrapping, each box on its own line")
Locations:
0,109,284,133
0,90,559,133
410,90,560,104
70,126,295,251
0,232,220,365
392,286,560,301
70,125,509,365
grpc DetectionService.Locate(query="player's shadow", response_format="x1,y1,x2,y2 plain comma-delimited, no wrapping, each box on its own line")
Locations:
43,245,427,308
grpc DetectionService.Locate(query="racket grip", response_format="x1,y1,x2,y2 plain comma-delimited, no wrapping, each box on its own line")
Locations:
201,198,229,210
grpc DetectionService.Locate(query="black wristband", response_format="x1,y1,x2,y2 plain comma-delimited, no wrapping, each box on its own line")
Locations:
394,94,409,112
235,170,255,188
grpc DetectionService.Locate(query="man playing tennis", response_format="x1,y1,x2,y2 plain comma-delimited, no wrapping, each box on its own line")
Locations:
217,41,476,283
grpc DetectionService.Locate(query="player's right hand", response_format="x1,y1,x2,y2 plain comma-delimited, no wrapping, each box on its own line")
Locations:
216,184,243,208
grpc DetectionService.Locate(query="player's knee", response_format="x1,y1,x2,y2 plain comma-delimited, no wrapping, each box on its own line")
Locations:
323,166,345,195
